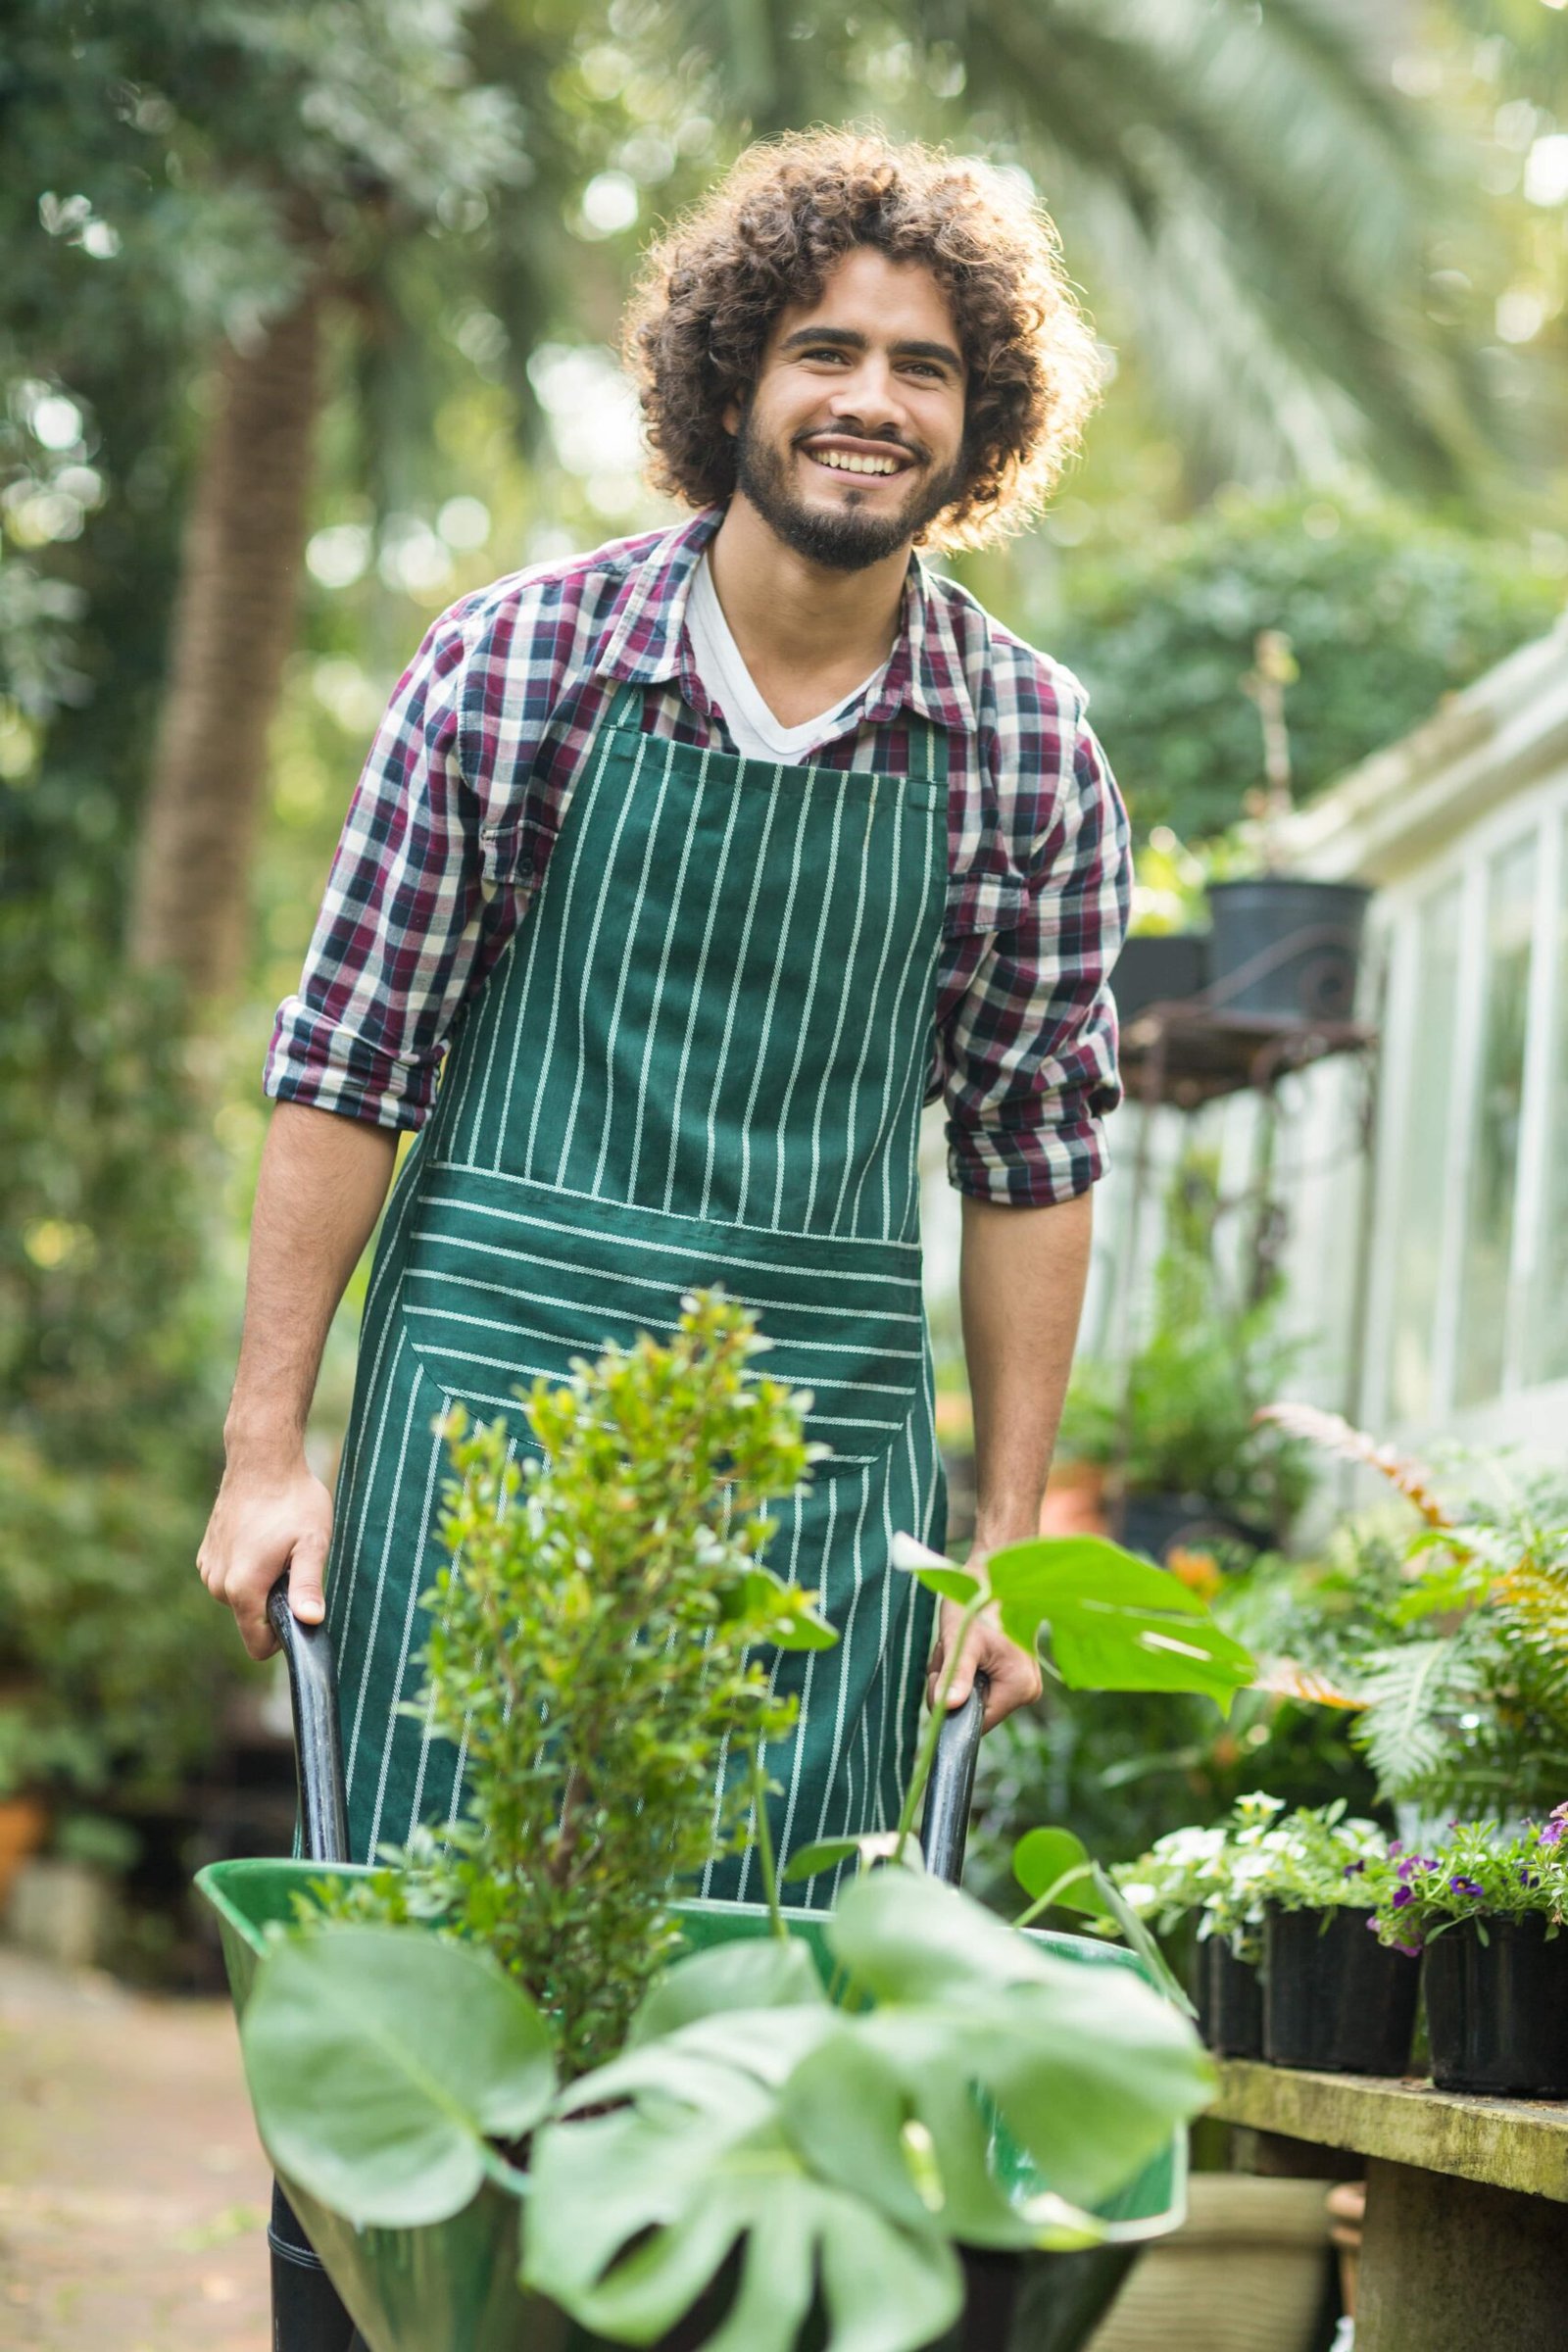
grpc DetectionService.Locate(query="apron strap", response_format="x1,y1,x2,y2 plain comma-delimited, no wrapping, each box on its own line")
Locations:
606,677,950,789
606,679,647,734
914,716,950,788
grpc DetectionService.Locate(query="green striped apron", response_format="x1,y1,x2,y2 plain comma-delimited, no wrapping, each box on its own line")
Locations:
326,682,950,1901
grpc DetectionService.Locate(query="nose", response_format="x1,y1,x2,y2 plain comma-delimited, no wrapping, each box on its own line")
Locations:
825,357,904,436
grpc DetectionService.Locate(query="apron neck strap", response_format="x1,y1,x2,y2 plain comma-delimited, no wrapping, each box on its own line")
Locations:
914,715,949,787
606,676,949,786
606,679,647,733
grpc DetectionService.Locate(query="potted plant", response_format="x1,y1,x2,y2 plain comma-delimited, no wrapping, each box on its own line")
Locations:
1368,1812,1568,2097
1108,829,1208,1028
1116,1794,1298,2061
1203,631,1370,1024
1251,1407,1568,1825
1244,1802,1417,2076
1057,1186,1315,1565
200,1292,1256,2352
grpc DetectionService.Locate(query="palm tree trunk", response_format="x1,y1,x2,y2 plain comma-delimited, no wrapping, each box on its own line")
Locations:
130,284,322,1000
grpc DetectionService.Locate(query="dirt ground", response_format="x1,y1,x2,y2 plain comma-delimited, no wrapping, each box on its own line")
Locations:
0,1943,271,2351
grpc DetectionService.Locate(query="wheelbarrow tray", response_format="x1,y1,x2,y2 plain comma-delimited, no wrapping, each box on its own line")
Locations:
198,1855,1185,2352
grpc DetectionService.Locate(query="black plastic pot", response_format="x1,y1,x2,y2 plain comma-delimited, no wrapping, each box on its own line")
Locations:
1111,934,1208,1022
1424,1915,1568,2097
1190,1936,1214,2048
1207,1938,1264,2060
1263,1903,1420,2076
1113,1491,1269,1565
1206,879,1370,1022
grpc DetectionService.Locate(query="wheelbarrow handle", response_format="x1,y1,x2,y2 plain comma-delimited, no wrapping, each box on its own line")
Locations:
919,1671,988,1887
265,1570,987,1887
267,1574,351,1866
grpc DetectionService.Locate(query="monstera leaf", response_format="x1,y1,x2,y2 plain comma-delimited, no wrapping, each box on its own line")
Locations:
526,2084,964,2352
826,1872,1211,2211
240,1925,555,2228
893,1532,1253,1712
628,1932,825,2044
526,1871,1213,2349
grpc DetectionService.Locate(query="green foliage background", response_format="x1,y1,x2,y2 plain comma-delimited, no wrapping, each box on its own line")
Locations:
0,0,1565,1904
1053,489,1565,843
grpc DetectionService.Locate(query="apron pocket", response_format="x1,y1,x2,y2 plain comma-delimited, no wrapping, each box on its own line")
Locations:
397,1165,926,1478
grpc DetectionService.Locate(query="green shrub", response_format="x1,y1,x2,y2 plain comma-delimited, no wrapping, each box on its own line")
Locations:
1055,490,1563,840
325,1292,834,2077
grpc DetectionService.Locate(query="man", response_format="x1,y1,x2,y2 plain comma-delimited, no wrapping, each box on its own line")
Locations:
200,129,1130,1892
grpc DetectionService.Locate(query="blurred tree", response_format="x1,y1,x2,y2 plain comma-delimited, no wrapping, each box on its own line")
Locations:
660,0,1543,506
1051,487,1565,839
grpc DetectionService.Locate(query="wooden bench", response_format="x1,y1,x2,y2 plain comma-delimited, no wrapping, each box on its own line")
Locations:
1210,2059,1568,2350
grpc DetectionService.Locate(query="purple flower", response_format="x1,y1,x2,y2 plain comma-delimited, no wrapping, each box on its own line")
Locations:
1519,1869,1541,1888
1343,1859,1366,1877
1391,1937,1424,1959
1541,1820,1565,1849
1392,1886,1414,1909
1388,1839,1403,1857
1449,1875,1485,1898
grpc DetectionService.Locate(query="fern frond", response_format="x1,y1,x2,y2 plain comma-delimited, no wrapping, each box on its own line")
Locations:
1350,1638,1485,1802
1254,1402,1450,1527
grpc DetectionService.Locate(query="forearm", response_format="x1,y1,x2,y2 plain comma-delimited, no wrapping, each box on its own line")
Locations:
959,1187,1094,1550
224,1101,399,1463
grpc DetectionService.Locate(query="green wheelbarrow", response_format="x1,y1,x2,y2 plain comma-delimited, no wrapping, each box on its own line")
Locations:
197,1581,1189,2352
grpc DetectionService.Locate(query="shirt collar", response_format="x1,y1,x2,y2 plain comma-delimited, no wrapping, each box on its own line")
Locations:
594,507,976,737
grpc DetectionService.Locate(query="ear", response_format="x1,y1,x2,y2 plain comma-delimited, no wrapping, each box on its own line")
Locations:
721,399,740,437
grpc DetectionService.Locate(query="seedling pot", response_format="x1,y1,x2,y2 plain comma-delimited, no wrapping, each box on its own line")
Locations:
1262,1904,1418,2076
1423,1915,1568,2097
1207,1940,1263,2062
1205,879,1370,1023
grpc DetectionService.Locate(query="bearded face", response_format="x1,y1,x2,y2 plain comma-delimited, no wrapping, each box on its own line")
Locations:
726,249,971,573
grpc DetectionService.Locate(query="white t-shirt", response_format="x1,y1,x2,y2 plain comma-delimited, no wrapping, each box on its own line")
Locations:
684,555,886,766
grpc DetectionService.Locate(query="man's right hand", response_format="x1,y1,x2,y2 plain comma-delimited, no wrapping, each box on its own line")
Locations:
198,1453,334,1662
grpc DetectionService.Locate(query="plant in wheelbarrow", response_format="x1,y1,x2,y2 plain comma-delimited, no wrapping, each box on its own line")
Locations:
198,1293,1254,2352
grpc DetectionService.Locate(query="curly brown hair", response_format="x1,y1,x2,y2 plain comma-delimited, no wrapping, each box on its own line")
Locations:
623,129,1102,553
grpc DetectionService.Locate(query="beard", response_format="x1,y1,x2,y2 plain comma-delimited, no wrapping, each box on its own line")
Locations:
732,406,966,573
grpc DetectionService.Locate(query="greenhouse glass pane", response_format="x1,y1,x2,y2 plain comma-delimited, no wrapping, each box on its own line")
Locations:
1455,837,1537,1405
1523,841,1568,1387
1387,886,1460,1423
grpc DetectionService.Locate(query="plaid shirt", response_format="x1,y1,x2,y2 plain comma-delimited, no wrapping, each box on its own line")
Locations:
267,509,1130,1205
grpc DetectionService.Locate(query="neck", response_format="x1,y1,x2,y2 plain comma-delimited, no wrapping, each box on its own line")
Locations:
704,495,910,725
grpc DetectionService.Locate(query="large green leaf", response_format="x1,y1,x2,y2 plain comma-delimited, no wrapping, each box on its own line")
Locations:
526,2092,963,2352
788,2027,1031,2250
827,1874,1213,2209
775,2029,933,2232
986,1538,1254,1710
240,1926,555,2228
1011,1827,1109,1920
628,1936,824,2044
889,1533,984,1606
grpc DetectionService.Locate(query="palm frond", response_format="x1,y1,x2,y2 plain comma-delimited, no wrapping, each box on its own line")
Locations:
1254,1403,1450,1527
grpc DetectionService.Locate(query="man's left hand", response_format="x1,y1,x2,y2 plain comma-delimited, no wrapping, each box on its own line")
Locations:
926,1588,1043,1734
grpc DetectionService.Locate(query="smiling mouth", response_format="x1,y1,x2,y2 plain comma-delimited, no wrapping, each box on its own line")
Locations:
803,442,916,479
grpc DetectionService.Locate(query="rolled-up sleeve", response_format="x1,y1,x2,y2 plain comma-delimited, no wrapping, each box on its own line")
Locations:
265,602,485,1129
942,689,1131,1205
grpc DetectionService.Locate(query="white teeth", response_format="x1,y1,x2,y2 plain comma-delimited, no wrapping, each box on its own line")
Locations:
814,449,900,475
